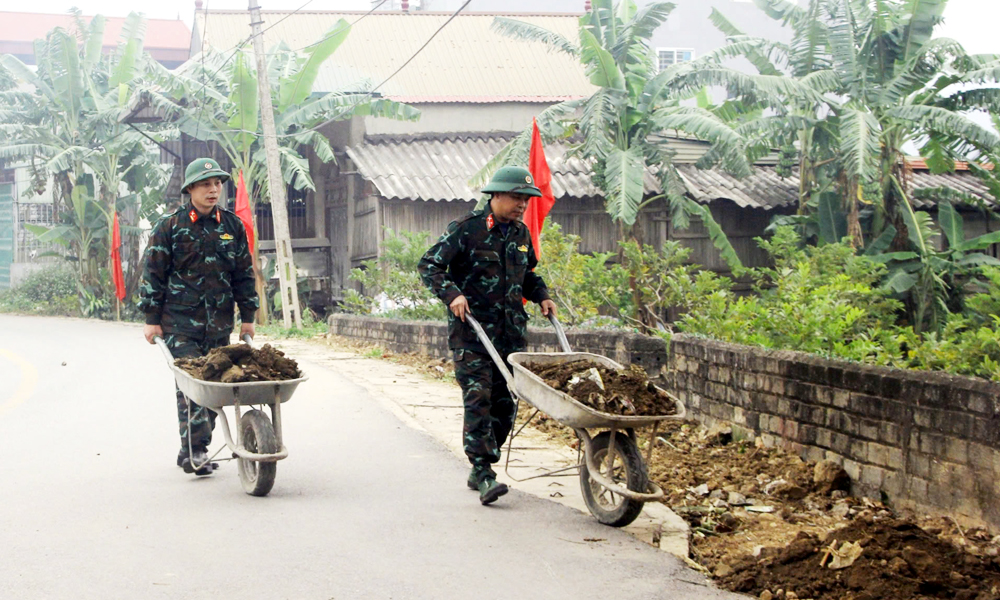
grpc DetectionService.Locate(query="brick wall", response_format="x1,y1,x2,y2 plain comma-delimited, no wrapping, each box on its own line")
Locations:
668,334,1000,529
326,313,667,374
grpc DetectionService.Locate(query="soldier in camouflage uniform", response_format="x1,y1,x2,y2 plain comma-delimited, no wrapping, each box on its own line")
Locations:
419,166,557,505
139,158,259,476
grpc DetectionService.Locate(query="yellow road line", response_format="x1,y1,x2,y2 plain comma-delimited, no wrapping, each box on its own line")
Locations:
0,348,39,416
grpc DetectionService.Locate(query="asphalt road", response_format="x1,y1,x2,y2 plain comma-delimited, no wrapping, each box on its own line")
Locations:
0,314,743,600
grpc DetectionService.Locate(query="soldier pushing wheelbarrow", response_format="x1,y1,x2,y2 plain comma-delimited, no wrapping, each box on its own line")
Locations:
139,158,259,476
419,166,558,505
420,167,684,525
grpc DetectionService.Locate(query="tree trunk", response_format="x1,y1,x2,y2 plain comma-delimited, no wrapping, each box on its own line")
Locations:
846,178,864,250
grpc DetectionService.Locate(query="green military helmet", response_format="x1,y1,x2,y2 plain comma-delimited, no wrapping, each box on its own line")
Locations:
181,157,230,193
481,166,542,197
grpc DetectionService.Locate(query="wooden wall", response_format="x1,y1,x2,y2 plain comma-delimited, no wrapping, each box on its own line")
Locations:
377,196,787,277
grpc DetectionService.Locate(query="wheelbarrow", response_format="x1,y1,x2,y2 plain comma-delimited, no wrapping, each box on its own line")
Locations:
465,313,685,527
154,335,308,496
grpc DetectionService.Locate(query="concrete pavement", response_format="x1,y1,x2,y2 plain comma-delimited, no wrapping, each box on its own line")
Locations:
0,314,741,600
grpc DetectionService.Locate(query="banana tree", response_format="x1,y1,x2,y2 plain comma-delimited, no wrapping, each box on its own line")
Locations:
0,12,167,304
141,19,420,321
721,0,1000,250
878,200,1000,332
476,0,788,279
480,0,847,331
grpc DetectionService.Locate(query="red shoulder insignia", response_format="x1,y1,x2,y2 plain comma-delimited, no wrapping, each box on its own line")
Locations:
188,209,197,223
486,214,495,230
214,208,221,223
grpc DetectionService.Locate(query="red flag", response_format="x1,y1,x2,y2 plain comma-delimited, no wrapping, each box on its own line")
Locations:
524,117,555,260
110,212,126,301
234,170,255,253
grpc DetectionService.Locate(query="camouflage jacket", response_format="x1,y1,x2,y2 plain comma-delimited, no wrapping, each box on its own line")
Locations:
138,204,258,338
418,205,550,353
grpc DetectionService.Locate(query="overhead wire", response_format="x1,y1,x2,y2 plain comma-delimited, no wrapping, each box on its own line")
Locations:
127,0,468,145
246,0,473,140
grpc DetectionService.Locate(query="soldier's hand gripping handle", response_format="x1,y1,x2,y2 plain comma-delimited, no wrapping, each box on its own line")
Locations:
144,324,163,344
449,294,470,322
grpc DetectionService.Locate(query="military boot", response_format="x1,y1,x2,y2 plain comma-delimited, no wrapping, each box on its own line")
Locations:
178,447,218,472
478,477,509,505
180,448,216,476
468,466,497,490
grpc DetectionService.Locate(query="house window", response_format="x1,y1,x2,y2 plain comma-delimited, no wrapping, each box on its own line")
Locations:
254,187,314,241
657,48,695,71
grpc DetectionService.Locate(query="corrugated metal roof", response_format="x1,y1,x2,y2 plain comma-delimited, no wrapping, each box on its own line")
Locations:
680,165,996,210
908,170,995,208
346,134,996,209
677,164,799,209
193,10,595,102
345,133,658,202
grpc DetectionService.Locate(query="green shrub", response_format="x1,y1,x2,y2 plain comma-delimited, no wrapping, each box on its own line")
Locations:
963,266,1000,327
679,227,904,363
0,264,79,316
342,229,446,321
528,221,630,326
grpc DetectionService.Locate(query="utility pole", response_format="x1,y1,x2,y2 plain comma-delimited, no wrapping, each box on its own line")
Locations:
248,0,302,328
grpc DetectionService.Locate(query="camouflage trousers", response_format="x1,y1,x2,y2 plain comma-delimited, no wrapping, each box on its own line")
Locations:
165,333,229,451
454,346,520,484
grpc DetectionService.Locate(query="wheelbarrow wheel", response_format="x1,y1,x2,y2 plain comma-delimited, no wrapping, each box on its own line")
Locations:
238,409,277,497
580,431,648,527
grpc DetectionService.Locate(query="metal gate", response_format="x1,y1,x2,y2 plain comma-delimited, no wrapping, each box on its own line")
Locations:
0,183,13,289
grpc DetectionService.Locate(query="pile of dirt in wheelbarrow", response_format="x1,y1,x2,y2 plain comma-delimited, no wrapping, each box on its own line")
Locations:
175,344,301,383
716,517,1000,600
523,359,678,416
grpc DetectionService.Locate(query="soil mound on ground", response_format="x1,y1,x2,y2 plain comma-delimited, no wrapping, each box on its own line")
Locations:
523,359,677,416
718,518,1000,600
175,344,301,382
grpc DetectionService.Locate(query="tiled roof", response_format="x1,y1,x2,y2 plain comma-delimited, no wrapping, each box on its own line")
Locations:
192,10,595,102
346,133,997,210
0,11,190,65
0,11,190,47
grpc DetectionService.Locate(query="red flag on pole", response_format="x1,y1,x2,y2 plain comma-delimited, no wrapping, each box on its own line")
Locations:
524,117,555,259
110,211,126,301
234,170,255,253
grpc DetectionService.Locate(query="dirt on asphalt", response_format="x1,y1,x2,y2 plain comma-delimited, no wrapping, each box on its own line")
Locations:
523,359,679,416
175,343,301,382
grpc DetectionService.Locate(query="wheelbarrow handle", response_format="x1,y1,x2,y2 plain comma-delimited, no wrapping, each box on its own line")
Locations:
464,314,515,389
547,313,572,353
153,336,175,366
242,333,253,345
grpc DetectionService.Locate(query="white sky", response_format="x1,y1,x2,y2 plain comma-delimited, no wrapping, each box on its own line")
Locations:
13,0,1000,55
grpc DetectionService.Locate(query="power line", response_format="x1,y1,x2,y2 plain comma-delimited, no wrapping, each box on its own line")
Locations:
270,0,472,138
158,0,469,142
258,0,316,37
192,0,211,140
372,0,471,93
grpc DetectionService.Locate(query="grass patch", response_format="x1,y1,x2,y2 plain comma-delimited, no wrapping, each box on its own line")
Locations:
255,312,328,339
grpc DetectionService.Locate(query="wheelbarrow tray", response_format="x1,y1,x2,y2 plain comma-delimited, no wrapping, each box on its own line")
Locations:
168,364,307,410
507,351,686,429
